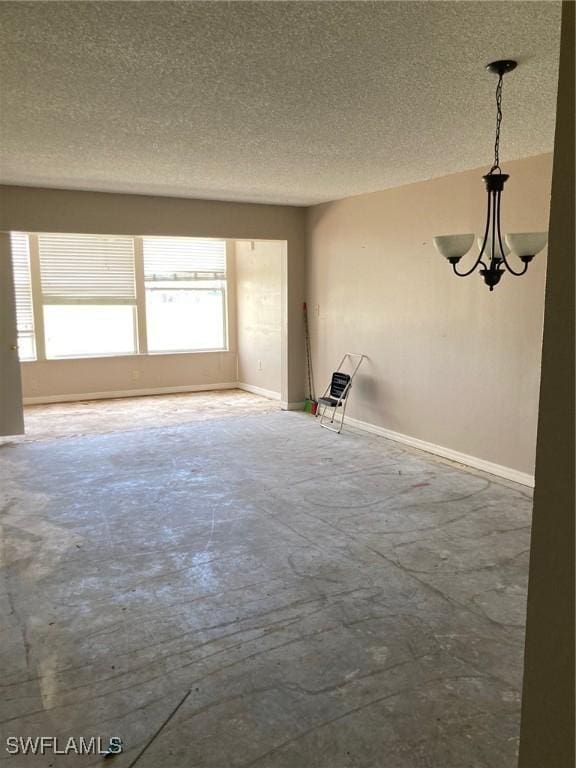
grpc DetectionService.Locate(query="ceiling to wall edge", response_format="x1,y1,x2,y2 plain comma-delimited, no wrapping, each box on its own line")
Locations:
0,149,555,213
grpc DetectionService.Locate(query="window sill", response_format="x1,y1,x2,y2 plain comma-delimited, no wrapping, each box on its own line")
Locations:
21,349,232,363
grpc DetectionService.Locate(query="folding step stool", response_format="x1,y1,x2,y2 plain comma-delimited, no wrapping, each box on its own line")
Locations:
316,353,365,434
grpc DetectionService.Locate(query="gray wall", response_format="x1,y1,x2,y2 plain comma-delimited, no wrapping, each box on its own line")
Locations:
519,2,575,765
0,233,24,434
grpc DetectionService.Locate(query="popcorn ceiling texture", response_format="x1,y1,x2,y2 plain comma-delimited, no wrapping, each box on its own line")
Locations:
0,1,561,206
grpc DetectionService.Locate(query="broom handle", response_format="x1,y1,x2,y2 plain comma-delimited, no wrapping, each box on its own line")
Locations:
303,303,314,400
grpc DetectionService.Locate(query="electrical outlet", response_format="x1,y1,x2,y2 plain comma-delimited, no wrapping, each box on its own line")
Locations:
257,359,263,371
132,370,140,381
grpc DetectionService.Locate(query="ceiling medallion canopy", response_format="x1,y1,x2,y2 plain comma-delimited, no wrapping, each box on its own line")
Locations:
433,60,547,291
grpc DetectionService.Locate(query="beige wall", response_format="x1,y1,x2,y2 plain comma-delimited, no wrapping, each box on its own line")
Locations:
18,244,239,402
21,351,237,402
0,185,306,404
306,153,552,477
235,240,282,396
519,2,575,765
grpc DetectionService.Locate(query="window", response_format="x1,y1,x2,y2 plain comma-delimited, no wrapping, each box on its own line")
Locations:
10,232,36,361
43,305,137,359
37,233,137,358
143,237,227,353
9,232,229,361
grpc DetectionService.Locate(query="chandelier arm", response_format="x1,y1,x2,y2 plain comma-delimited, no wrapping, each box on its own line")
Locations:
451,254,484,277
495,190,530,276
451,187,493,277
501,255,529,277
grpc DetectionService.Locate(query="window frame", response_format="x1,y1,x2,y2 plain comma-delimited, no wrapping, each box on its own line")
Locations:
11,232,230,362
140,235,229,356
42,304,140,360
144,281,229,355
35,232,139,360
9,232,36,361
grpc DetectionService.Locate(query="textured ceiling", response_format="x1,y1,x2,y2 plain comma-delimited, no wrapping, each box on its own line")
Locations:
0,1,562,206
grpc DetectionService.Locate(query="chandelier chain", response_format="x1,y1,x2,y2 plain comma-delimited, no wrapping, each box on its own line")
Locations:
433,59,543,290
490,73,504,173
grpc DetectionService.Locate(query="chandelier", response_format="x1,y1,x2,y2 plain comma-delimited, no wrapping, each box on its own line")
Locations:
433,60,547,291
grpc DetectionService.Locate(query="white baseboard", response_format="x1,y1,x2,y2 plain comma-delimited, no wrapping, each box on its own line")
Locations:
237,382,281,401
344,415,534,487
23,382,239,406
282,400,305,411
23,381,294,408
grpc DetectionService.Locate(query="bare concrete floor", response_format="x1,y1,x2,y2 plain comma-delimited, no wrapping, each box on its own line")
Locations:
0,406,532,767
11,389,279,443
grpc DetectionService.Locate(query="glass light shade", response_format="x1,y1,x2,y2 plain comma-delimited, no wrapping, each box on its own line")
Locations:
477,236,511,260
505,232,548,257
433,234,474,259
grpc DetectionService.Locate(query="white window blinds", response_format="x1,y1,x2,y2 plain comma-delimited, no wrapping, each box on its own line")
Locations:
143,237,226,281
37,233,136,303
10,232,34,335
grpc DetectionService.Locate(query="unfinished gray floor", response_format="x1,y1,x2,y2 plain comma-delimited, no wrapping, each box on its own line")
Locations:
0,409,532,767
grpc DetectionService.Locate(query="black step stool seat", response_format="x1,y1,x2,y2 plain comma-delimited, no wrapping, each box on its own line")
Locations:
320,372,352,408
318,396,343,407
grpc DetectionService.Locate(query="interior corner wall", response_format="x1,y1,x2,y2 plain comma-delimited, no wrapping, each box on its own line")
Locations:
0,185,306,405
305,153,552,478
235,240,282,398
518,1,575,764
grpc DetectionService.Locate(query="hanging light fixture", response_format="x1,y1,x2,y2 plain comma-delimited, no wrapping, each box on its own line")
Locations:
433,60,548,291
